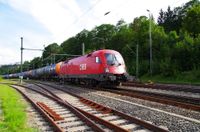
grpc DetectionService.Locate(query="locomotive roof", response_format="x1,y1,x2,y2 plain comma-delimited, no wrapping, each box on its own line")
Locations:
89,49,119,55
61,49,121,64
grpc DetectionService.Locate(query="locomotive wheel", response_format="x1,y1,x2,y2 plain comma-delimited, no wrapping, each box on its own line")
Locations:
115,81,122,86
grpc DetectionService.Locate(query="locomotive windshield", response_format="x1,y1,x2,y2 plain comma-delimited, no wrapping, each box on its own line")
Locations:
105,53,124,66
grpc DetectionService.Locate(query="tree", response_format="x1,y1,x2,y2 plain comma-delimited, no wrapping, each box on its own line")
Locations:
113,19,132,52
42,43,61,58
61,36,82,59
157,0,200,34
29,57,41,69
158,6,177,33
23,61,30,71
183,5,200,37
90,24,116,49
42,43,62,64
183,0,200,10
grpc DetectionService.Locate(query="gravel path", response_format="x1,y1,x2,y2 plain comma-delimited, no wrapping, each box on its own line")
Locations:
56,84,200,132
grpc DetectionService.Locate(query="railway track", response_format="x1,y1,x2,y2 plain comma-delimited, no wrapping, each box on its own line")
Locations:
11,85,104,132
25,101,55,131
33,81,200,129
18,82,168,132
35,81,200,112
122,82,200,94
104,87,200,111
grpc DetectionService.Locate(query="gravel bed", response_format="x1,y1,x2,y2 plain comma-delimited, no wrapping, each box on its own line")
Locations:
59,84,200,132
20,97,41,131
157,83,200,89
18,89,52,132
120,86,200,99
94,91,200,120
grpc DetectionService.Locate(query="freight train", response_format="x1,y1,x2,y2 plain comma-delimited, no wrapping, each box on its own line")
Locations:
2,49,129,85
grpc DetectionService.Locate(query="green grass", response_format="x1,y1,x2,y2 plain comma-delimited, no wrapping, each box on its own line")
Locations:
0,77,18,84
0,84,36,132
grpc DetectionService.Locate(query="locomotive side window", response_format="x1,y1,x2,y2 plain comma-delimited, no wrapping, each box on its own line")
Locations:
95,57,101,63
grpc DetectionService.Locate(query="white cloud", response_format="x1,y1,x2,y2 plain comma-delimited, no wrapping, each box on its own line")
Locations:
1,0,32,13
0,45,19,65
84,0,189,25
2,0,83,43
0,0,189,65
29,0,82,43
0,29,53,65
66,0,189,31
3,0,189,43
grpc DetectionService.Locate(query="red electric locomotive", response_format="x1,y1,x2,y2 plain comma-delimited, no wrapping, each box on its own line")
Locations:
2,49,129,86
59,49,128,85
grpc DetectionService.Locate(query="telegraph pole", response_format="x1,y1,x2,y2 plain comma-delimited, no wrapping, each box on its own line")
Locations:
20,37,23,83
41,45,45,67
53,54,55,64
82,43,85,55
136,44,139,78
149,13,152,76
147,9,152,76
19,37,45,82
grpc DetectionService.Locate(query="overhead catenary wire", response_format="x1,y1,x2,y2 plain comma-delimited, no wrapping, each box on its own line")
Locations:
68,0,102,28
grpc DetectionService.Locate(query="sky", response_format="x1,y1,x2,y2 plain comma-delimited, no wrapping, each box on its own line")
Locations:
0,0,189,65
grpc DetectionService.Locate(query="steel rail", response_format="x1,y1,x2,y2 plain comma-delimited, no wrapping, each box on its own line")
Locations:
33,81,200,111
11,85,63,132
114,86,200,105
32,83,131,132
13,84,104,132
36,82,168,132
122,82,200,93
103,88,200,112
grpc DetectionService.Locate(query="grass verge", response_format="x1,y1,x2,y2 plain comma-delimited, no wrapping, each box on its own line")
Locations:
0,84,35,132
141,74,200,85
0,77,18,84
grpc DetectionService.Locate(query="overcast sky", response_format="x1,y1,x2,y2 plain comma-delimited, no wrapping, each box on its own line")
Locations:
0,0,189,65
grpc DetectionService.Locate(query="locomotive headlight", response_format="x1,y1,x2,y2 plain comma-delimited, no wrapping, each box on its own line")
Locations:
104,67,109,73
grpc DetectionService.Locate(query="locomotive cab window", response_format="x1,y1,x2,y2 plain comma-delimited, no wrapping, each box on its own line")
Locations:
105,53,123,66
95,57,101,63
